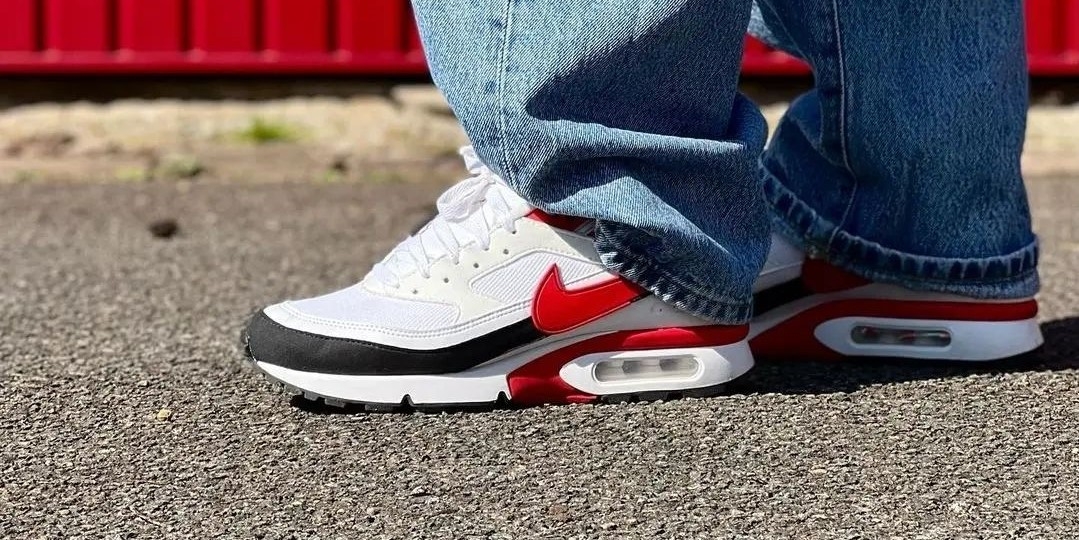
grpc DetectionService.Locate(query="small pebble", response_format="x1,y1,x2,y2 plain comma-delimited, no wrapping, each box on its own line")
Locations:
330,154,350,173
149,219,180,239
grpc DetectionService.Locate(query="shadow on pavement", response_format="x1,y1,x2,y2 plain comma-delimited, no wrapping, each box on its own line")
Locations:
740,317,1079,395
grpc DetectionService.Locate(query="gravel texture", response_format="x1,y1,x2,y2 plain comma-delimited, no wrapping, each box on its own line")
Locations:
1,177,1078,539
2,87,1078,184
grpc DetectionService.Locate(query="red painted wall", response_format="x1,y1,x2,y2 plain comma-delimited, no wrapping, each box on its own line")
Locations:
0,0,1075,76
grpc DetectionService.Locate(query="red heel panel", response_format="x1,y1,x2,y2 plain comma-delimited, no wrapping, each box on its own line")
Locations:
508,325,749,405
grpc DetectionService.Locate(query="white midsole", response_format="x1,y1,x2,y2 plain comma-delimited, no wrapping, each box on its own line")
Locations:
254,332,590,404
558,341,753,395
253,337,753,405
813,316,1043,361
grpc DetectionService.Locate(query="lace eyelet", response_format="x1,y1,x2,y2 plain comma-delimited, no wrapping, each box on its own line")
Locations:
443,278,450,283
473,263,480,269
502,249,509,255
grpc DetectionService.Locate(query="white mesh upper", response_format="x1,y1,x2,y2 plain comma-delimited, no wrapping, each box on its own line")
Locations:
287,284,460,331
471,251,604,304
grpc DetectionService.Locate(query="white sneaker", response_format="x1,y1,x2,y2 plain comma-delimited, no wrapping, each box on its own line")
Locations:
750,235,1044,362
242,148,753,410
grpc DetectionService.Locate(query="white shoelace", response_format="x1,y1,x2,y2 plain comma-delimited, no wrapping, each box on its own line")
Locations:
368,147,529,289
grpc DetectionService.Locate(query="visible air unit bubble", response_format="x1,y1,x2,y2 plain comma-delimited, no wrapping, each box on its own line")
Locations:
850,325,952,348
593,356,700,382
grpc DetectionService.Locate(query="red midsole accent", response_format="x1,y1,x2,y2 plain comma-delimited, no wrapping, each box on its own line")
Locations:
750,298,1038,360
507,324,749,405
801,258,871,293
526,209,591,233
813,298,1038,321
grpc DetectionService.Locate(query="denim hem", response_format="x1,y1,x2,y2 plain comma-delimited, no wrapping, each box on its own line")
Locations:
763,167,1040,299
595,235,754,325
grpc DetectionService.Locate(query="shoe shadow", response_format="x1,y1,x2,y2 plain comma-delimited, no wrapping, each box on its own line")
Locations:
287,394,520,415
737,317,1079,395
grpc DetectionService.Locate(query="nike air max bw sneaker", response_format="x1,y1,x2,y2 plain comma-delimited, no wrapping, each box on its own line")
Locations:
750,236,1043,362
242,148,753,410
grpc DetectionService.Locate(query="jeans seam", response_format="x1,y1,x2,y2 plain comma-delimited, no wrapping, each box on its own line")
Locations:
830,0,852,175
829,176,858,251
826,0,856,252
495,0,516,186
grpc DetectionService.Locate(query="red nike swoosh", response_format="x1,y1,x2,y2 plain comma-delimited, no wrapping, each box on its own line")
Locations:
531,265,647,335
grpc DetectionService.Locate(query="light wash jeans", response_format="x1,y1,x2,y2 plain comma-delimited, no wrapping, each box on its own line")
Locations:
411,0,1038,324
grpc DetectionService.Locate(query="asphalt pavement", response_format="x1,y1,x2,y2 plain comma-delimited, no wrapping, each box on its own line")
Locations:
2,178,1078,539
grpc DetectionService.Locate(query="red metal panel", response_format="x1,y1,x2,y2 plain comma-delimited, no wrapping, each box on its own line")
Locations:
118,0,184,52
405,3,424,54
264,0,330,53
0,0,38,52
1026,0,1060,56
336,0,406,54
0,57,428,74
743,36,767,56
0,0,1077,76
1066,0,1079,55
742,37,808,76
44,0,111,51
190,0,258,52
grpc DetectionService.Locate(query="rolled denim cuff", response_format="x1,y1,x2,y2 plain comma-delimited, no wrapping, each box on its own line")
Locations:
763,167,1040,299
595,228,755,324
